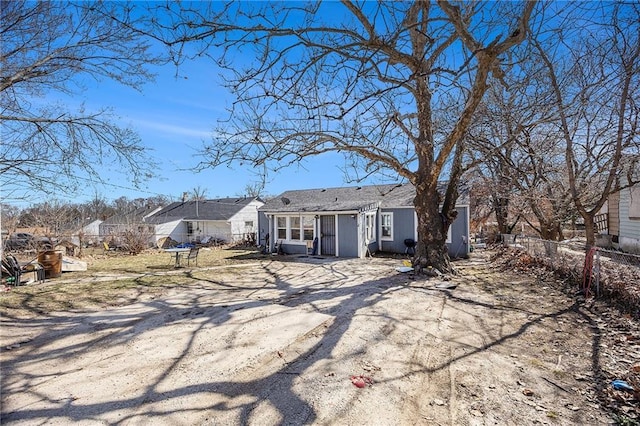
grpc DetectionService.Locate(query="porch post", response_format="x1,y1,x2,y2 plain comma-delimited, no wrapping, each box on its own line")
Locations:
268,215,274,253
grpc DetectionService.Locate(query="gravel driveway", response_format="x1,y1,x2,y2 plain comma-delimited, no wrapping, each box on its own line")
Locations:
1,254,616,425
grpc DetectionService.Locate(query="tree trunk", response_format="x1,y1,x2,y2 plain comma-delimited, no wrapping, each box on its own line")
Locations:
583,213,596,248
413,184,452,274
539,221,559,241
493,196,510,235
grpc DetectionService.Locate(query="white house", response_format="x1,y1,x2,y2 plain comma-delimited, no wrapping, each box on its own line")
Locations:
146,197,265,246
70,219,102,247
608,183,640,254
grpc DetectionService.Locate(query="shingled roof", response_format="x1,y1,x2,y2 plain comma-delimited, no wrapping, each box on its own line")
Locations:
101,206,162,225
260,183,469,213
146,197,260,223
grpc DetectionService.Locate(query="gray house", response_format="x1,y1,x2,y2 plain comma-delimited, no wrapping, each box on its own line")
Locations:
259,183,470,259
146,197,265,246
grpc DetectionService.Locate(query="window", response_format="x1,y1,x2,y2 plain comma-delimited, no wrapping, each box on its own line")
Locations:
303,216,314,240
277,217,287,239
275,215,315,241
365,213,376,243
290,217,301,240
630,186,640,219
244,220,254,230
381,212,393,240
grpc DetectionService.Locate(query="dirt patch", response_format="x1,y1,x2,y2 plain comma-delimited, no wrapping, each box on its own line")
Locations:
1,252,636,424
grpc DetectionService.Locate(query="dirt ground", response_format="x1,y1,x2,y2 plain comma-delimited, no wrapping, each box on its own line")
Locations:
1,251,637,425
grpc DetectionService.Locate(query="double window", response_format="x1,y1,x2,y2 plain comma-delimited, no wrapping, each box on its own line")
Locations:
275,216,315,241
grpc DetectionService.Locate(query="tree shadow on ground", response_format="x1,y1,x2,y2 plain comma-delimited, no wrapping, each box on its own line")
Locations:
0,258,607,424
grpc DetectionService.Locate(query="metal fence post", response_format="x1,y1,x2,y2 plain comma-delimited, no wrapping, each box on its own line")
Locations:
595,249,600,298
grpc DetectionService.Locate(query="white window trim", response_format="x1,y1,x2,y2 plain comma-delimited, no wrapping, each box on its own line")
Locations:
413,211,453,243
365,212,377,244
276,216,288,240
301,216,315,241
275,215,315,243
380,212,394,241
630,186,640,219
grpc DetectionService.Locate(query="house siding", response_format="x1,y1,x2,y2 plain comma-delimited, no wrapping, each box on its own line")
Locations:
228,200,263,243
378,206,470,258
379,208,415,254
280,242,307,255
338,214,358,257
154,219,183,245
203,220,233,242
617,186,640,254
257,211,269,247
609,191,620,238
71,220,102,247
448,206,470,258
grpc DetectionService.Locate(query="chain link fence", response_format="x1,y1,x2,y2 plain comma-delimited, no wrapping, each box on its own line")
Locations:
2,231,260,257
506,235,640,316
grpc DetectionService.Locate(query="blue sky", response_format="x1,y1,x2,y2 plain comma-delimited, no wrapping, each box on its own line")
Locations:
61,46,372,204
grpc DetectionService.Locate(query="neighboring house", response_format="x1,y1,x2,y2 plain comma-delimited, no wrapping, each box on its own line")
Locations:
259,183,470,259
146,197,265,246
70,219,103,247
99,205,162,245
607,183,640,254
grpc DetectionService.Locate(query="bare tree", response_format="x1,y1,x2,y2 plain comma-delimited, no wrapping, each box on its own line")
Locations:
151,1,535,272
191,186,208,201
85,192,114,222
241,182,265,199
530,2,640,247
0,1,162,201
0,203,22,248
468,89,527,238
468,2,639,248
19,200,73,244
469,83,573,242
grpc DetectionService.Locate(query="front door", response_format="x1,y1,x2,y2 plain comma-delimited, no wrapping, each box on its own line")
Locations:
320,215,336,256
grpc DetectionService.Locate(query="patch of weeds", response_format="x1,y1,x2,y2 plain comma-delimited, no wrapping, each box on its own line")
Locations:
613,414,639,426
552,369,568,379
528,357,546,368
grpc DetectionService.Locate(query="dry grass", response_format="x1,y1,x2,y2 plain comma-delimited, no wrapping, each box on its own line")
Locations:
0,246,268,318
73,245,264,275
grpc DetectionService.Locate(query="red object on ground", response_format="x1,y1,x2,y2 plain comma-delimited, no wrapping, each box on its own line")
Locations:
350,375,373,388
